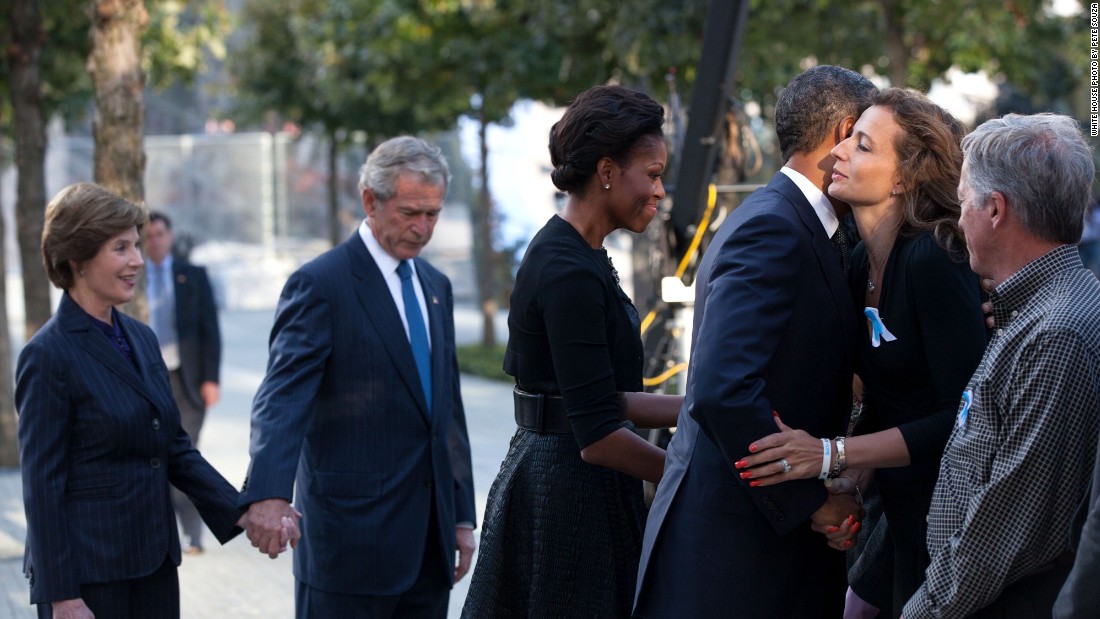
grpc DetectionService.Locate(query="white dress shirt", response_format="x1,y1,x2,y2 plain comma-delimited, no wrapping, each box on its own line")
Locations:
358,220,432,350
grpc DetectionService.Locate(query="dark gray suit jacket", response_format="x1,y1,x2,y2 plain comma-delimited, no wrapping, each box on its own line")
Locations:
1054,438,1100,618
17,293,241,604
171,260,221,410
239,233,476,596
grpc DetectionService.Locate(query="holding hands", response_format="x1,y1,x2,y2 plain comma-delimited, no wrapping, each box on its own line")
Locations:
239,498,302,559
736,413,864,550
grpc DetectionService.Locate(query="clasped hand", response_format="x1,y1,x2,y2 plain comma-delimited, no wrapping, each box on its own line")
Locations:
239,498,302,559
735,414,863,550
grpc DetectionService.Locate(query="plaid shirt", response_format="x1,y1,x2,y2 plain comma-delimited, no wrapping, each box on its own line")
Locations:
904,245,1100,619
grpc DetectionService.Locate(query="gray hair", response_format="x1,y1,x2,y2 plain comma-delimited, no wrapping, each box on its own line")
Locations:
775,65,877,163
357,136,451,202
961,113,1095,244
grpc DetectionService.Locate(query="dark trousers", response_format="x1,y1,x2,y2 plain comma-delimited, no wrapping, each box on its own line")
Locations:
168,370,206,549
295,510,450,619
37,558,179,619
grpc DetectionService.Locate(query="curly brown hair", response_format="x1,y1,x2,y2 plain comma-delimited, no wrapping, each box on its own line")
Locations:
875,88,968,258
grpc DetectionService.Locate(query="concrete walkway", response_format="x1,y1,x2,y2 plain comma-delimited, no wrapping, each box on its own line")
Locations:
0,306,514,618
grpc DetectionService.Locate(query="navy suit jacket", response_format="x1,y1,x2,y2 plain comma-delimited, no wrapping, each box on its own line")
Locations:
171,261,221,410
634,172,857,617
16,293,241,604
239,233,476,596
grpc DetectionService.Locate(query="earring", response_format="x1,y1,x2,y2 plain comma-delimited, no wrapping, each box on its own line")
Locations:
604,183,611,190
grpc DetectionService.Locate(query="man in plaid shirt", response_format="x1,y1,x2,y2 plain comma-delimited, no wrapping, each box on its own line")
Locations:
903,114,1099,619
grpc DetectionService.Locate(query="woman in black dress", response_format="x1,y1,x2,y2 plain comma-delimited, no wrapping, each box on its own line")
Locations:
737,88,988,617
462,85,681,618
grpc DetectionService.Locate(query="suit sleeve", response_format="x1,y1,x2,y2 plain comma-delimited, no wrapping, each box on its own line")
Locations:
900,240,986,464
194,266,221,385
16,339,81,603
688,210,827,533
443,279,477,526
239,270,334,506
1055,483,1100,618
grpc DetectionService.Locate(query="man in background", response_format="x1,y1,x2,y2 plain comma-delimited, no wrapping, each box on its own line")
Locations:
144,211,223,555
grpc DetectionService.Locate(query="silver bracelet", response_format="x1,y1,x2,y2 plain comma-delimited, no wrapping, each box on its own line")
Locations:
830,436,847,478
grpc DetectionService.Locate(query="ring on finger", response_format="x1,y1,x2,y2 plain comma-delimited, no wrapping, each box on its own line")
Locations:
779,458,792,474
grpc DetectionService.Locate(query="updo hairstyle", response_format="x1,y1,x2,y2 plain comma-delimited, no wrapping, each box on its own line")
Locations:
549,85,665,195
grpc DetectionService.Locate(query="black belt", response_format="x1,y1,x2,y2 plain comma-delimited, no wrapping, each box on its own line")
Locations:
513,387,571,434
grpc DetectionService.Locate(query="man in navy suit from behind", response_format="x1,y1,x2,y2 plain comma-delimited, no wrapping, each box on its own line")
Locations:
239,136,476,619
144,211,222,555
633,66,877,618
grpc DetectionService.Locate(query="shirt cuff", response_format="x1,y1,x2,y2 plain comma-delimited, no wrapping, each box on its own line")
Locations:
901,587,933,619
456,521,475,529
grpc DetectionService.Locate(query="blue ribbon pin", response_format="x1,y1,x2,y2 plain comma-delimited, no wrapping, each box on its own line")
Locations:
957,389,973,429
864,307,898,348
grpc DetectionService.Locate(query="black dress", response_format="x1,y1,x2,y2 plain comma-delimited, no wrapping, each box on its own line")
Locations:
462,215,646,619
849,231,988,617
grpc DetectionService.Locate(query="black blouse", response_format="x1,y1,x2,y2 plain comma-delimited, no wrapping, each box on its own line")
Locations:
850,231,988,485
504,215,643,449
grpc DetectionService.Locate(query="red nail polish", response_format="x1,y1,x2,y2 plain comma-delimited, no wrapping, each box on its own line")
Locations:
749,480,761,487
749,444,758,453
735,459,747,469
827,526,839,533
843,540,853,549
847,515,855,526
851,523,862,535
740,471,752,479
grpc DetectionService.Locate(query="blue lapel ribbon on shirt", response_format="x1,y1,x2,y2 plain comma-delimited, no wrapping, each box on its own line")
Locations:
864,307,898,348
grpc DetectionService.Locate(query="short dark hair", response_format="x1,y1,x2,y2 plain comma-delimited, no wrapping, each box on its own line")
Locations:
549,84,665,195
775,65,877,162
42,183,147,290
148,211,172,229
962,114,1095,244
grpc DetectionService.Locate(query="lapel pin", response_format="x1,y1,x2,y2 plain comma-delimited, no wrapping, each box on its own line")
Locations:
432,296,439,305
177,274,187,284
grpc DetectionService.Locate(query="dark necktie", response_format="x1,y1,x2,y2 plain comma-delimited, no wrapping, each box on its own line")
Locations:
830,225,851,276
397,260,432,413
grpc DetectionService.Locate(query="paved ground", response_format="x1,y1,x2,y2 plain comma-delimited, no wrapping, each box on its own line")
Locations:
0,305,513,618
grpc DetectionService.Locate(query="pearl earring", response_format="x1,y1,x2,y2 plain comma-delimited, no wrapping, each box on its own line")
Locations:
604,183,611,190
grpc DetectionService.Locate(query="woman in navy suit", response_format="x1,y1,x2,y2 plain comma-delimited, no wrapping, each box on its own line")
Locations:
737,89,988,617
17,183,292,619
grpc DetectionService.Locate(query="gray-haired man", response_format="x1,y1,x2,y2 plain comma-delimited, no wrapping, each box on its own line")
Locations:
903,114,1099,619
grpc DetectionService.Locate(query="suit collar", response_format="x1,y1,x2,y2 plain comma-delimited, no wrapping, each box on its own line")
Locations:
768,172,858,364
343,235,435,424
779,166,838,237
57,294,164,410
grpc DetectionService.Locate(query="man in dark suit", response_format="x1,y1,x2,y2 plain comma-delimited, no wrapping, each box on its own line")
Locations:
239,136,477,619
633,66,877,618
145,211,222,555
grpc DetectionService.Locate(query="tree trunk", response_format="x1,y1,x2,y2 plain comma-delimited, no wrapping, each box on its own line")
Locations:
1,0,46,467
327,130,341,247
9,0,52,341
88,0,148,321
879,0,910,87
473,116,497,348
